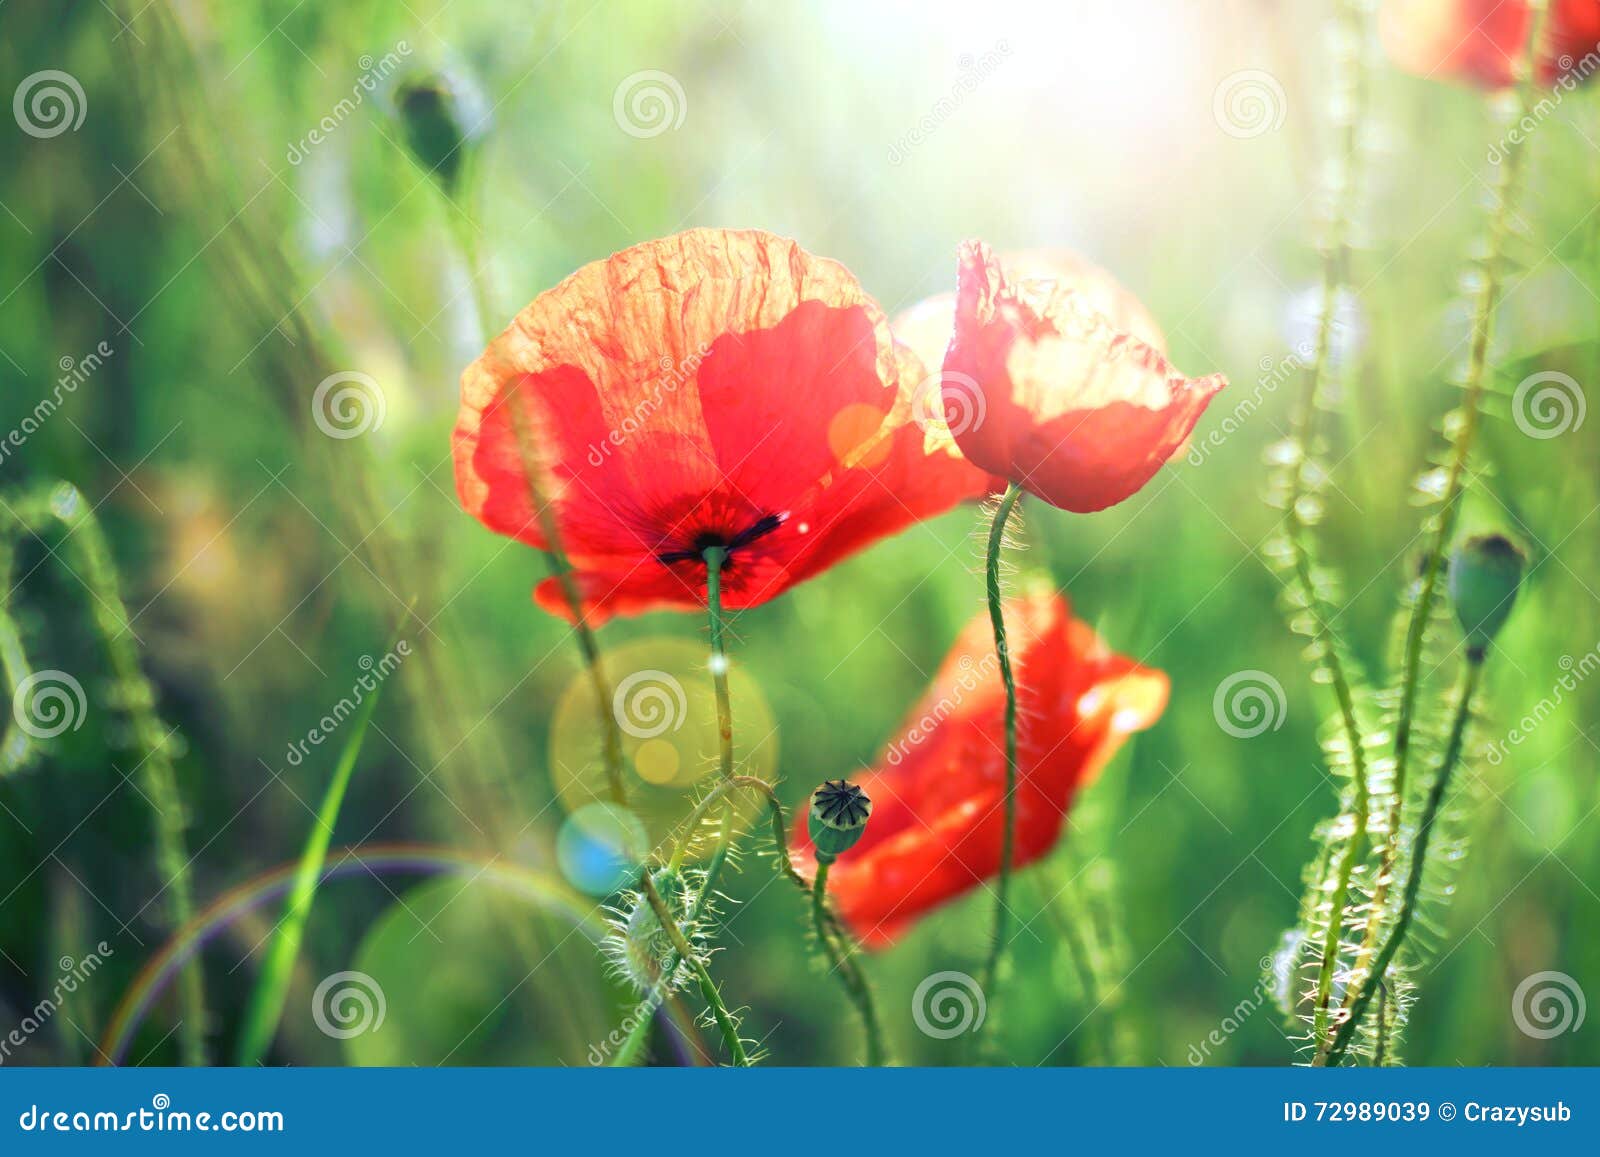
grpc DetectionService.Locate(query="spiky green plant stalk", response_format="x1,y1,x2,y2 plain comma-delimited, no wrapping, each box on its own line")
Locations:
1340,12,1544,1041
1274,0,1376,1059
5,485,208,1065
1326,653,1485,1064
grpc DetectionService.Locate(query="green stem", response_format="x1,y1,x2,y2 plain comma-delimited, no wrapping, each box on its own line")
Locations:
979,481,1024,1016
1281,0,1374,1059
21,490,209,1065
1348,14,1541,1026
811,859,888,1066
1326,655,1483,1065
452,211,626,807
640,870,748,1066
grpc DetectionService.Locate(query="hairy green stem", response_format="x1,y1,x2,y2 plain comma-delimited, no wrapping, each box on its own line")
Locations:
811,860,888,1066
1294,0,1373,1059
1347,16,1541,1025
640,871,748,1066
14,491,209,1064
979,482,1024,1017
1326,655,1483,1065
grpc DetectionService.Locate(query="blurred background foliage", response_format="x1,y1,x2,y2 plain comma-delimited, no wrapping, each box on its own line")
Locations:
0,0,1595,1066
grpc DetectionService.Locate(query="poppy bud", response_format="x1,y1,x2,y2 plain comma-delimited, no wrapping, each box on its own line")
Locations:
392,72,484,194
808,779,872,863
1449,533,1525,660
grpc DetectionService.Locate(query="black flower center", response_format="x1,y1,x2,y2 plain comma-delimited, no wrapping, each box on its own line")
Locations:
656,511,786,566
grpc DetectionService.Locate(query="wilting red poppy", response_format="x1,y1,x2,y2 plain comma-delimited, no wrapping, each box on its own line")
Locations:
791,590,1167,947
933,241,1225,514
1381,0,1600,88
454,229,990,623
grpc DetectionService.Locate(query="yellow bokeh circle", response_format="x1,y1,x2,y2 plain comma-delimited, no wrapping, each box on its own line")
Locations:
550,636,779,861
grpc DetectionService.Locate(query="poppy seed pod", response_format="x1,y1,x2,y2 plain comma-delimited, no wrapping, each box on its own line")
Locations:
808,780,872,863
1449,533,1526,659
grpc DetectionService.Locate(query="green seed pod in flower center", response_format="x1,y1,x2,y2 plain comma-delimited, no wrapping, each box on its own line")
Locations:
808,779,872,863
1448,532,1526,660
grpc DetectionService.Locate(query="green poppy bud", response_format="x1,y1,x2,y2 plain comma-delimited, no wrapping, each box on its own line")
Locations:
392,72,484,194
1449,533,1525,660
808,779,872,863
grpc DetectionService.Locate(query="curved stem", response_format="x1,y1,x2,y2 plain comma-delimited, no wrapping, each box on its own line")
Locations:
1326,655,1483,1066
811,860,888,1066
452,219,626,806
1281,0,1373,1059
640,871,748,1066
1345,15,1542,1026
979,481,1024,1012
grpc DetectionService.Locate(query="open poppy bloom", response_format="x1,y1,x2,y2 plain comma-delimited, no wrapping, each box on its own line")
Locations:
791,590,1167,948
1381,0,1600,88
454,229,990,623
934,241,1225,514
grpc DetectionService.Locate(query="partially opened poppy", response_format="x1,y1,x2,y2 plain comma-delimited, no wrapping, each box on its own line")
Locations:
791,590,1167,947
1381,0,1600,88
454,228,990,623
935,241,1226,514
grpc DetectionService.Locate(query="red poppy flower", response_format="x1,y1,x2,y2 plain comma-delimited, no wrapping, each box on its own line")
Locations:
1381,0,1600,88
791,590,1167,948
934,241,1225,515
454,229,991,623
